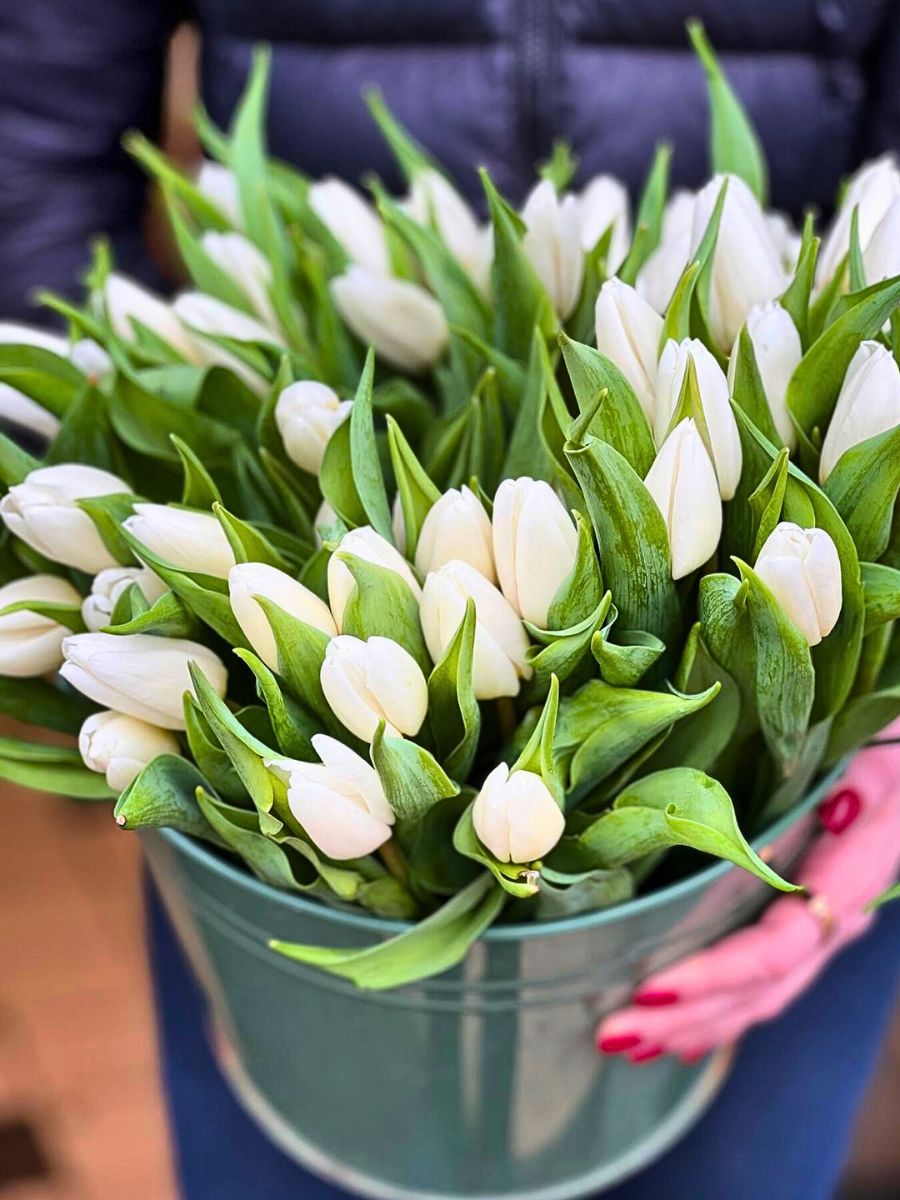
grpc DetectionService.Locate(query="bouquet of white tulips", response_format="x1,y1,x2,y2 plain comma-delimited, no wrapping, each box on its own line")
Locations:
1,24,899,988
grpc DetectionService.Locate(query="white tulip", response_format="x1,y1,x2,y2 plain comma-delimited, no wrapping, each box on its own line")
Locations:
69,339,112,381
330,266,449,373
472,762,565,864
228,562,336,670
492,478,578,628
405,169,492,293
0,464,129,573
0,322,69,356
689,175,787,350
274,381,352,475
123,504,235,579
818,341,900,483
521,180,584,320
200,231,279,329
172,292,283,393
863,196,900,285
415,486,495,581
420,559,531,699
391,494,407,556
577,174,631,270
79,710,181,792
0,386,59,440
320,634,428,742
636,190,695,313
765,212,802,274
327,525,422,631
267,734,395,859
731,302,802,451
754,522,842,646
818,155,900,286
644,419,722,580
104,273,202,362
594,278,663,422
0,327,109,439
0,574,82,676
655,338,742,499
196,161,242,227
314,499,339,548
308,177,391,276
82,566,168,631
60,632,228,730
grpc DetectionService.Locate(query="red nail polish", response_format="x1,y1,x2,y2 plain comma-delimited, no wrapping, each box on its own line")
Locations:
819,788,862,834
634,988,679,1007
598,1033,641,1054
630,1044,665,1064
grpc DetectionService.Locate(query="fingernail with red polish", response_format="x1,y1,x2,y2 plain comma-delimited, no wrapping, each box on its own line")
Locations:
681,1048,708,1065
598,1033,641,1054
630,1043,665,1064
634,988,679,1007
819,788,862,834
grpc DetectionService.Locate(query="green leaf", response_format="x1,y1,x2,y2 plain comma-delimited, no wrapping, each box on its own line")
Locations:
779,213,818,349
862,562,900,635
338,553,430,672
502,331,554,482
511,675,563,802
385,415,440,559
77,492,138,565
539,140,578,191
105,587,196,638
271,872,504,989
0,755,113,800
0,431,39,487
426,597,480,780
824,425,900,562
114,755,222,840
229,48,274,248
196,787,319,891
172,435,222,509
253,597,343,736
0,676,95,734
526,594,611,697
870,883,900,910
619,142,672,286
183,695,247,803
371,723,459,824
364,90,438,182
546,510,603,629
0,344,83,417
591,618,665,687
0,597,85,633
730,326,782,446
109,371,239,465
533,865,634,918
848,206,867,293
748,448,790,560
213,502,287,569
826,683,900,763
124,131,232,231
234,648,319,759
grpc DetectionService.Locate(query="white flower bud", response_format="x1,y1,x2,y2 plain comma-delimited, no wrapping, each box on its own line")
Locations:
330,266,449,373
274,381,352,475
320,634,428,742
753,522,842,646
405,169,492,293
655,338,742,499
0,322,69,356
79,710,181,792
472,762,565,864
228,562,336,671
644,419,722,580
308,177,391,276
0,328,110,433
314,499,339,549
636,190,695,313
326,526,421,632
0,464,130,572
731,302,802,452
267,734,395,860
200,231,279,329
0,385,59,439
0,574,82,676
863,195,900,285
577,174,631,270
415,486,494,581
61,632,228,730
492,478,578,628
420,559,532,700
818,155,900,286
521,180,584,320
104,274,202,362
818,341,900,483
82,566,168,631
123,504,235,580
391,494,407,557
196,161,242,227
594,278,664,423
69,339,112,381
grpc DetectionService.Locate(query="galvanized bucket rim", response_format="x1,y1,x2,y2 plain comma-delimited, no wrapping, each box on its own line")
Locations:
157,760,846,942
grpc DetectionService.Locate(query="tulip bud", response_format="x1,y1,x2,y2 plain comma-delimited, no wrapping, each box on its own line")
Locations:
196,161,242,227
308,177,391,276
415,486,495,581
172,292,282,347
766,212,802,274
79,710,181,792
69,339,112,381
818,341,900,483
492,478,578,628
200,231,279,329
60,632,228,730
644,419,722,580
0,322,69,356
104,274,202,362
228,562,337,670
0,385,59,439
123,504,236,579
314,499,339,548
420,560,531,699
577,175,631,270
82,566,168,631
863,195,900,285
521,180,584,320
330,266,449,373
636,190,695,313
818,155,900,286
753,522,842,646
689,175,787,350
0,464,130,573
391,494,407,556
274,381,352,475
320,634,428,742
267,734,395,860
0,574,82,677
327,526,422,631
655,338,742,499
472,762,565,864
731,302,802,451
594,279,663,423
405,169,492,293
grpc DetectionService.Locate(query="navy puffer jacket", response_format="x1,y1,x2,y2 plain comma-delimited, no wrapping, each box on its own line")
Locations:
1,0,899,318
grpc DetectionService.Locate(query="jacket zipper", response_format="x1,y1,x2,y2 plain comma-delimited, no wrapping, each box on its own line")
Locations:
518,0,556,185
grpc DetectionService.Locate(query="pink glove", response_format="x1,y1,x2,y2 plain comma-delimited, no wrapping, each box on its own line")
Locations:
597,732,900,1065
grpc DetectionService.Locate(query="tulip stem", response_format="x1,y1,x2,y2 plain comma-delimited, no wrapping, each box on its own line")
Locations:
496,697,518,744
380,838,409,886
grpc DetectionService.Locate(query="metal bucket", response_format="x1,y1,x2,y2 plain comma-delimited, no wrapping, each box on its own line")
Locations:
141,766,839,1200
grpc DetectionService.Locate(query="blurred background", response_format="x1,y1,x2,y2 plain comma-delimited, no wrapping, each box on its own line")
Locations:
0,18,898,1200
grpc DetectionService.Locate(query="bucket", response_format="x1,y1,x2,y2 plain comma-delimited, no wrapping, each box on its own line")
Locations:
141,765,841,1200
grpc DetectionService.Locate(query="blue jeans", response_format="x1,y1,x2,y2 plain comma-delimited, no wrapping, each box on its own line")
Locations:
147,881,900,1200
